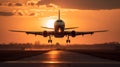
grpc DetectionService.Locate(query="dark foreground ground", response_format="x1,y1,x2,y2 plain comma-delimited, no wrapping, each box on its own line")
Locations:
0,49,120,62
66,49,120,61
0,50,50,62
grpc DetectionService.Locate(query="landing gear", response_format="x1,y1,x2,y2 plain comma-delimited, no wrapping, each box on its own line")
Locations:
66,35,70,43
48,35,52,43
66,40,70,43
48,40,52,43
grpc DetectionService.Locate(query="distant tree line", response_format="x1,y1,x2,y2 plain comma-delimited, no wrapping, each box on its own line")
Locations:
0,42,119,50
0,42,119,46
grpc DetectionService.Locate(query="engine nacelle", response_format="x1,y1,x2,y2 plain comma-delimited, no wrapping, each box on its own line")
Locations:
43,31,48,37
71,31,76,37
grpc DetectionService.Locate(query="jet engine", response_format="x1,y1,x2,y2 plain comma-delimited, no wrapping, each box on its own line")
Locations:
71,31,76,37
43,31,48,37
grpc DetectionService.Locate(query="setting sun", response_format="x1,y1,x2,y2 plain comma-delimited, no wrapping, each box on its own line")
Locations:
45,19,56,28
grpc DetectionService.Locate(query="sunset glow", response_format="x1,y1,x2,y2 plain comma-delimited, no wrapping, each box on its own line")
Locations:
45,19,56,28
0,0,120,44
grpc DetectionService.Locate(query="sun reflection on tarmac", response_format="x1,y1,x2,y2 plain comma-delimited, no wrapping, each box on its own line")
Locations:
45,50,62,63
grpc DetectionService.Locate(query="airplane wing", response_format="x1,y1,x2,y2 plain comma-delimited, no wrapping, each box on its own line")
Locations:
76,30,108,35
9,30,43,35
9,30,54,36
65,30,108,36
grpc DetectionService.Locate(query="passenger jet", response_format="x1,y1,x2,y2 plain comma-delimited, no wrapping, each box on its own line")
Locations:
10,10,108,43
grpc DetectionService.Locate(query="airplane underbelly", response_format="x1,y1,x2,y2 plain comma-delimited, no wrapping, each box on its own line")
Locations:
54,33,64,38
55,25,64,32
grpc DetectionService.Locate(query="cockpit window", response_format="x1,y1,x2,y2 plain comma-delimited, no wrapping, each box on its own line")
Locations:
54,19,65,26
56,20,63,22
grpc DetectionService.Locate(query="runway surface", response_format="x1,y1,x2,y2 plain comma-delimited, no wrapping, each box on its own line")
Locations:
1,50,120,67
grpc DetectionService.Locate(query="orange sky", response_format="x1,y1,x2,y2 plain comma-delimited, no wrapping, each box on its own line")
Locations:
0,7,120,44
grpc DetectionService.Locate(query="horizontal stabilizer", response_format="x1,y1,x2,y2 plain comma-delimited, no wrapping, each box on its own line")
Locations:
9,30,26,32
65,27,78,30
41,26,54,29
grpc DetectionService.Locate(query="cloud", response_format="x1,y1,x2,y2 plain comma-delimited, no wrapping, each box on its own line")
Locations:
40,0,120,10
0,12,14,16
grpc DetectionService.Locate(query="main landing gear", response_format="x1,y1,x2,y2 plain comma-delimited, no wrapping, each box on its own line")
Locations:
48,35,71,43
48,36,52,43
66,35,70,43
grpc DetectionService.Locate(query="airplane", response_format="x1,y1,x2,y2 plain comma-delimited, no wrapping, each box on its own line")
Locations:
10,10,108,43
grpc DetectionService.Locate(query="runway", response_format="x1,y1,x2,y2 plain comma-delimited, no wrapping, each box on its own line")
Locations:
2,50,120,67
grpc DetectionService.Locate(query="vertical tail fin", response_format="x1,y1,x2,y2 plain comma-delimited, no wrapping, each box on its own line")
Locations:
58,10,60,20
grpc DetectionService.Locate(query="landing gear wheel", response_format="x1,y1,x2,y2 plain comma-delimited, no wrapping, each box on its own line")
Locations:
68,40,70,43
48,40,52,43
66,40,70,43
66,35,71,43
48,35,52,43
66,40,68,43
